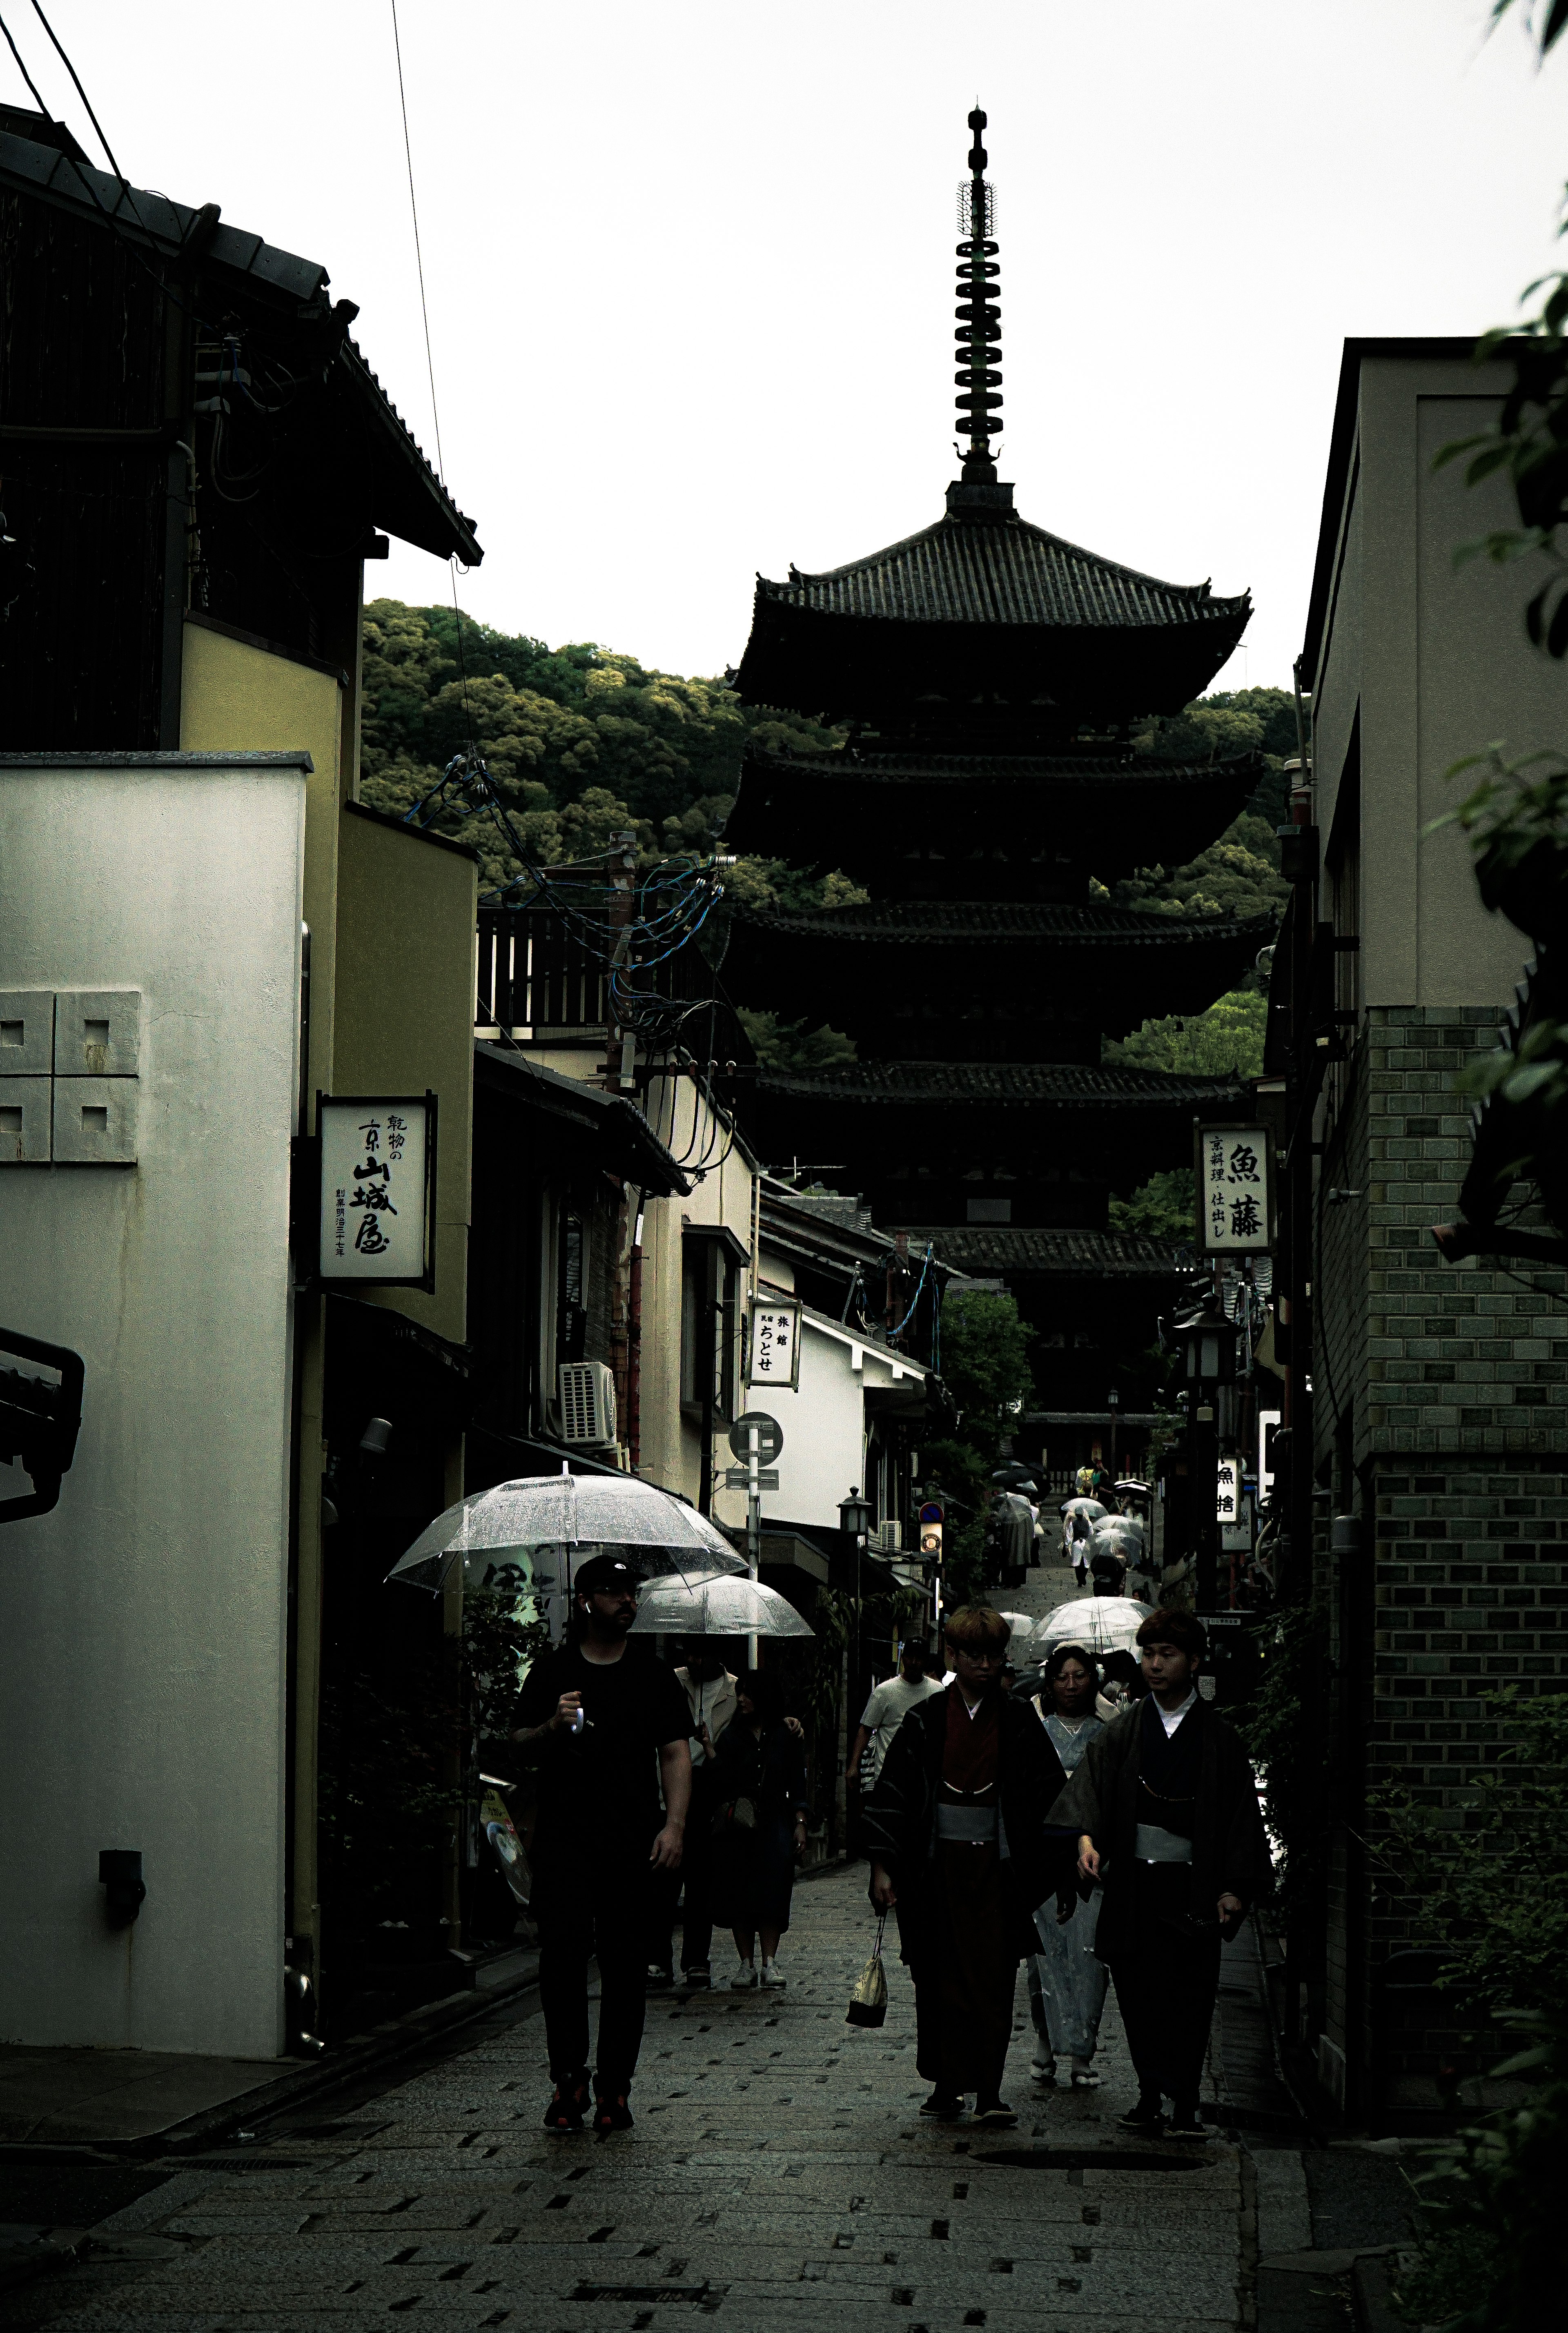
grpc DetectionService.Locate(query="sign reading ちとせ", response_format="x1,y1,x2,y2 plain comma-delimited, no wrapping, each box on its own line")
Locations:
748,1298,802,1390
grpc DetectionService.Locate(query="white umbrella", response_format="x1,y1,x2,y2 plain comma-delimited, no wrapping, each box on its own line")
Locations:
1030,1594,1155,1658
387,1471,747,1594
997,1611,1036,1638
631,1573,815,1640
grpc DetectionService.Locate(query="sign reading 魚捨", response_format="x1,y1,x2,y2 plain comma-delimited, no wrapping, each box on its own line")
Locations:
748,1298,802,1391
318,1094,435,1287
1194,1122,1272,1254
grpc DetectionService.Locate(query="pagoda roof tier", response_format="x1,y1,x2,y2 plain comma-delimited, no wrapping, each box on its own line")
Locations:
723,901,1276,1051
748,1060,1247,1108
733,511,1250,730
902,1226,1187,1278
722,744,1265,887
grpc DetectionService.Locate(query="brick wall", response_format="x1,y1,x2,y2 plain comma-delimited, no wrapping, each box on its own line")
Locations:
1312,1005,1568,2114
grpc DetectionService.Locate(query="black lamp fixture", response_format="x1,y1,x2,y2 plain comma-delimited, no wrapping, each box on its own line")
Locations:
1173,1303,1238,1387
838,1485,873,1540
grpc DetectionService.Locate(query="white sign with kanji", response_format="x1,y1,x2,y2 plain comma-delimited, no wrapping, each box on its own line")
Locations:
1196,1123,1271,1253
319,1095,432,1285
1215,1454,1240,1525
748,1298,802,1390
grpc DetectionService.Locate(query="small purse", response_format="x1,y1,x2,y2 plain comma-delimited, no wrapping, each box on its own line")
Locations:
845,1913,889,2028
711,1794,757,1839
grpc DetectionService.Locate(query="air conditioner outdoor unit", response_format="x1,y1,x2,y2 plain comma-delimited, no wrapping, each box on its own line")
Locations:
559,1360,617,1448
873,1519,902,1553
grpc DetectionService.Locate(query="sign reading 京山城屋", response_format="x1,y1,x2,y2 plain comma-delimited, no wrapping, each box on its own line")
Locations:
318,1093,435,1288
748,1298,802,1391
1194,1122,1272,1254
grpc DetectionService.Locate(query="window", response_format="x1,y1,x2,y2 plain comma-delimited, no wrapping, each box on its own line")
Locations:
680,1230,746,1422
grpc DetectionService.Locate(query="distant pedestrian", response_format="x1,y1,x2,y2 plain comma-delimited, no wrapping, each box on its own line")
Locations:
1026,1645,1108,2090
863,1605,1072,2126
846,1640,942,1792
647,1641,739,1991
509,1554,692,2138
1049,1608,1269,2140
712,1668,810,1990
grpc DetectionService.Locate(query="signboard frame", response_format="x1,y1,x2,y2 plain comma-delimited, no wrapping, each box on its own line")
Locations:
1193,1119,1275,1256
747,1296,802,1392
317,1091,437,1291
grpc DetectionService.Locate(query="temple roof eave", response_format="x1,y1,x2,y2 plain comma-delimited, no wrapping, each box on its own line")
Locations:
741,1062,1250,1108
728,902,1279,951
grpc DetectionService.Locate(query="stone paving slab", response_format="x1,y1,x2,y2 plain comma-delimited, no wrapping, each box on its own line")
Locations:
31,1863,1252,2333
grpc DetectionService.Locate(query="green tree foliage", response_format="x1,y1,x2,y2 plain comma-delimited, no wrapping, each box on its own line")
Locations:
1103,988,1267,1079
1109,811,1289,927
357,599,843,892
1107,1166,1195,1242
735,1009,858,1071
920,1288,1036,1601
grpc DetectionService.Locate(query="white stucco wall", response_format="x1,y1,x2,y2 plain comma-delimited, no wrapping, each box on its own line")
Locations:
0,754,307,2059
761,1309,924,1531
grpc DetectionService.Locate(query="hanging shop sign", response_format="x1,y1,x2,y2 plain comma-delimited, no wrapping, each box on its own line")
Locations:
748,1296,802,1391
1194,1121,1274,1255
318,1093,436,1289
1215,1454,1240,1527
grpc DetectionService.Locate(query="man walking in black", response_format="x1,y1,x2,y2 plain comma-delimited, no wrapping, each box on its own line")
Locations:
510,1554,692,2137
1049,1607,1268,2139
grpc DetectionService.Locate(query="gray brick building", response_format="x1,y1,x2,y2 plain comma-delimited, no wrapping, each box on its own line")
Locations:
1290,345,1568,2121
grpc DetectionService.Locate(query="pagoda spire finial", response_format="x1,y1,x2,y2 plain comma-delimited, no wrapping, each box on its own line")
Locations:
949,105,1012,519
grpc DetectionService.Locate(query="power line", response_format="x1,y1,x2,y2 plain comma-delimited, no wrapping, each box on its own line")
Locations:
27,0,122,179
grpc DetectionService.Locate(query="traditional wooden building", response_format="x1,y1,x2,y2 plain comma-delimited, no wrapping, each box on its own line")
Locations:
722,109,1273,1465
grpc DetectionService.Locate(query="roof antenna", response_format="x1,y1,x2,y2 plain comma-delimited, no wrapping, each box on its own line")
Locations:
950,105,1010,518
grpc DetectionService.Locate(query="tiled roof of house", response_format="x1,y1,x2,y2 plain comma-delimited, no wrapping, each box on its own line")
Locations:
754,1061,1247,1107
905,1226,1191,1276
733,900,1278,947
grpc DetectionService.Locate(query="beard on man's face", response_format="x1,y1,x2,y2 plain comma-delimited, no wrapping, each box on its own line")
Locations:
587,1592,637,1635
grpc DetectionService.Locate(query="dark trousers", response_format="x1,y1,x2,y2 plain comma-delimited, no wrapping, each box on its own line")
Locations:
535,1857,653,2095
1108,1864,1221,2108
649,1770,717,1972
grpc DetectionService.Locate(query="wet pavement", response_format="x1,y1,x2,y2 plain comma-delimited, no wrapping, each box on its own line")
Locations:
12,1862,1261,2333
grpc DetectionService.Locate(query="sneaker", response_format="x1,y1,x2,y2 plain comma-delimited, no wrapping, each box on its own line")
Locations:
542,2070,590,2134
730,1961,758,1989
1165,2106,1209,2142
682,1964,711,1989
972,2099,1018,2127
646,1964,675,1992
592,2090,634,2139
918,2090,964,2119
1117,2093,1165,2133
760,1959,787,1989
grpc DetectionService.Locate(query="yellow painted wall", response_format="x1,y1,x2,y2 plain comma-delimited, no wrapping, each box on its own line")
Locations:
179,620,344,1104
334,807,476,1346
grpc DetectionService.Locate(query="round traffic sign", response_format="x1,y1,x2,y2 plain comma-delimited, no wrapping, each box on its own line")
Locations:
919,1500,944,1524
728,1409,784,1465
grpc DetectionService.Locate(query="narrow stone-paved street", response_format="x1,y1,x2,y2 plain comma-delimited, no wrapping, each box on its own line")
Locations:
18,1863,1255,2333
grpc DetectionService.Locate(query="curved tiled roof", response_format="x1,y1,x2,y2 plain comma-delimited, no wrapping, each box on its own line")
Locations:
761,513,1248,632
734,900,1279,947
740,743,1265,793
896,1226,1189,1276
755,1061,1247,1106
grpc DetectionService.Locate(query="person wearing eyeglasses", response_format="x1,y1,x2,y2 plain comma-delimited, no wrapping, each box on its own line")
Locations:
862,1605,1071,2126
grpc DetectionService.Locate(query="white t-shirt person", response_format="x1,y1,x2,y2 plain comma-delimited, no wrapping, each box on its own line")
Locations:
858,1670,943,1781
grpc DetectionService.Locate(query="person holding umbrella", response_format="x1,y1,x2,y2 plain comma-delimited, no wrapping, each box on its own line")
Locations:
1026,1643,1109,2090
862,1605,1072,2124
509,1553,693,2138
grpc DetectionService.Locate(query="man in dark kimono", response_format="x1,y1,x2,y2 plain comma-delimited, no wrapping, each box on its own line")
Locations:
1049,1607,1268,2140
862,1605,1071,2125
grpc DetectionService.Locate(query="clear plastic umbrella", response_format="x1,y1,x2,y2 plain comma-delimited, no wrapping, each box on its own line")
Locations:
630,1573,815,1639
997,1611,1036,1638
386,1471,747,1595
1030,1594,1155,1658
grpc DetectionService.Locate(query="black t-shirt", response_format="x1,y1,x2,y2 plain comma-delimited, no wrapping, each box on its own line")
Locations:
515,1641,690,1863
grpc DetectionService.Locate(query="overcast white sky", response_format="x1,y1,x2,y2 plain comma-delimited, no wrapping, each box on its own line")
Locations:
7,2,1568,689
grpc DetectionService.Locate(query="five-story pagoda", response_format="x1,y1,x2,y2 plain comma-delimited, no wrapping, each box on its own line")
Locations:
722,111,1274,1470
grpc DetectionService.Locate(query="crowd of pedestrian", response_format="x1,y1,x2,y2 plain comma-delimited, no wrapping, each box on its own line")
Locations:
503,1550,1266,2146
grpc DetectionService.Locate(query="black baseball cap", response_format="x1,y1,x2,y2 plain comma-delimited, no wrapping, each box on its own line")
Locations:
574,1554,642,1596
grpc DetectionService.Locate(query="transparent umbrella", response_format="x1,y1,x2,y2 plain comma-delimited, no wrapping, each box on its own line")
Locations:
630,1574,815,1640
1029,1594,1154,1659
386,1471,747,1595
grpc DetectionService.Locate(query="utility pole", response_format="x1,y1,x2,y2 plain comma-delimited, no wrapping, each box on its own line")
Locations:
602,830,638,1093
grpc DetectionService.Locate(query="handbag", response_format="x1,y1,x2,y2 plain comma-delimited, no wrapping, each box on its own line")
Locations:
845,1913,889,2028
711,1794,757,1839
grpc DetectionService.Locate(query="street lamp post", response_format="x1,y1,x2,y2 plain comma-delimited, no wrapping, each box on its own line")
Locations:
1172,1303,1236,1611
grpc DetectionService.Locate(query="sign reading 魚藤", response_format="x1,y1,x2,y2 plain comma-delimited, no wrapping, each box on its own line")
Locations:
318,1093,435,1287
1195,1122,1272,1254
748,1298,802,1391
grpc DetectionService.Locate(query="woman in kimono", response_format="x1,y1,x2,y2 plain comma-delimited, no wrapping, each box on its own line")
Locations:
1026,1643,1109,2087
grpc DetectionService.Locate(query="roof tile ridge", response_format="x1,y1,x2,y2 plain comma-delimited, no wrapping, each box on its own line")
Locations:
1009,512,1248,611
766,511,951,591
